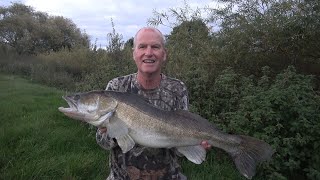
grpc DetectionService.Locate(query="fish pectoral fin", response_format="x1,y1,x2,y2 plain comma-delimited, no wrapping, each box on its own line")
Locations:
177,145,206,164
105,116,135,153
116,134,135,153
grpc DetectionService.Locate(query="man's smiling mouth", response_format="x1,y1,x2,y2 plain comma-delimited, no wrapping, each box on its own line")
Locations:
143,59,155,63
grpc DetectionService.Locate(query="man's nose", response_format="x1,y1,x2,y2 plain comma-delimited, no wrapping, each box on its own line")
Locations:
145,47,153,56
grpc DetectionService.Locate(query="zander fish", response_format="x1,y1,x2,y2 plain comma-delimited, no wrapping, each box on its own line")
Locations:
58,90,274,179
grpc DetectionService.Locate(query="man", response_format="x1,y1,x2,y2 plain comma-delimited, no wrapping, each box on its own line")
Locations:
96,27,210,180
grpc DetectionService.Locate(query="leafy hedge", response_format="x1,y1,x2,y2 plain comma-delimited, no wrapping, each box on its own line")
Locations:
198,66,320,179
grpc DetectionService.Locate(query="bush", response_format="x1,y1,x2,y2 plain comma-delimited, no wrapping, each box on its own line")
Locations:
30,63,75,90
0,55,34,77
208,66,320,179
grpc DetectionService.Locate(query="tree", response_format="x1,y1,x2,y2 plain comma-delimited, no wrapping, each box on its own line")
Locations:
0,3,36,54
47,16,90,52
209,0,320,76
0,3,90,55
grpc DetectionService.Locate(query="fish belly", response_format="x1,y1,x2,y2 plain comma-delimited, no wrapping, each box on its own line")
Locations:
129,129,200,148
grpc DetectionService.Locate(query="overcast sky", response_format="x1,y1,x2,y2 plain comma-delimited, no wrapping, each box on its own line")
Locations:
1,0,219,48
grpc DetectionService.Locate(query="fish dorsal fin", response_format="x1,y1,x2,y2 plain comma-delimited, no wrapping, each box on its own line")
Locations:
106,116,135,153
177,145,206,164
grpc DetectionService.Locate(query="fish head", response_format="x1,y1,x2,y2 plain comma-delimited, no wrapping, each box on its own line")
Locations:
58,91,118,123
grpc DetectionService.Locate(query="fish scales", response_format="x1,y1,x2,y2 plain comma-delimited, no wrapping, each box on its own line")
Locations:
113,91,240,150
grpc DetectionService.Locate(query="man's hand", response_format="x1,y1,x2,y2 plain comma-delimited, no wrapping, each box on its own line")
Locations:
201,141,212,151
98,127,107,133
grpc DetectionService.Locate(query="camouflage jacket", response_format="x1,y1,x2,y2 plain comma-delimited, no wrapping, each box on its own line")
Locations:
96,73,189,180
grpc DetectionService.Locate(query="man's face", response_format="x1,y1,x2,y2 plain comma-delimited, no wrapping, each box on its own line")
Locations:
133,29,167,76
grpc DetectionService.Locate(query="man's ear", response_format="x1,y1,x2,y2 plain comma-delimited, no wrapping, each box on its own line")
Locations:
132,49,136,62
163,48,168,62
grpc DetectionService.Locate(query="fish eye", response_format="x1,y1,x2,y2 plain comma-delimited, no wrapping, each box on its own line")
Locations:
87,109,95,113
74,94,80,101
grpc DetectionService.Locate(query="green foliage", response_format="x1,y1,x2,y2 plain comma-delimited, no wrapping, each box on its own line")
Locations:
75,54,135,92
161,19,223,117
210,66,320,179
0,18,136,92
210,0,320,76
76,24,136,91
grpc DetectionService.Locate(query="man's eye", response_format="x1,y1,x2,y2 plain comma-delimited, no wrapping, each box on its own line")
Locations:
152,45,161,49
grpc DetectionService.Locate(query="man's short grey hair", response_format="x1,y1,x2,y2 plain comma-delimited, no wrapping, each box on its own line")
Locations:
133,27,166,48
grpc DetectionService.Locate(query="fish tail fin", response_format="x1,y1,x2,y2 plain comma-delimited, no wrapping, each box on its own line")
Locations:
230,135,274,179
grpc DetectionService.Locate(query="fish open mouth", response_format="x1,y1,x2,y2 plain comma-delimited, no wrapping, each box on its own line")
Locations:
58,96,78,113
58,96,89,121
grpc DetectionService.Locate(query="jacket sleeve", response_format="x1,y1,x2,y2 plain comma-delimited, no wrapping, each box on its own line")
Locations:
96,128,117,150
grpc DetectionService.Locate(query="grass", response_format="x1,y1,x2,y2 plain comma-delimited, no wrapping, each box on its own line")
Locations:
0,74,246,180
182,150,246,180
0,74,108,179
